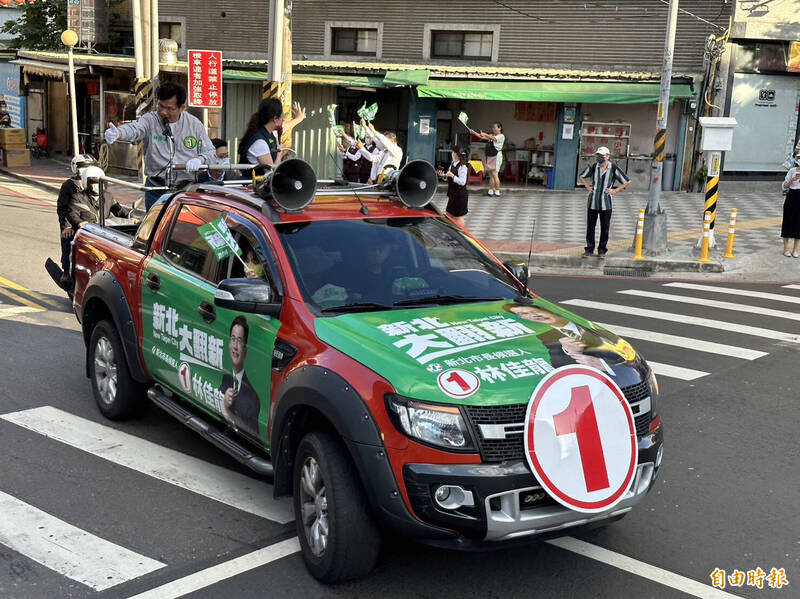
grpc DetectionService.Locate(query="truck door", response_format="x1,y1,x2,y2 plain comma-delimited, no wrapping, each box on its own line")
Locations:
141,202,280,445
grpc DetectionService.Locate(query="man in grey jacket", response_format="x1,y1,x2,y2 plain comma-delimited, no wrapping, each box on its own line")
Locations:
103,82,216,209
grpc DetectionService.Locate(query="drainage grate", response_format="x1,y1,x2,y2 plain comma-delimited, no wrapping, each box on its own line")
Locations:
603,266,652,278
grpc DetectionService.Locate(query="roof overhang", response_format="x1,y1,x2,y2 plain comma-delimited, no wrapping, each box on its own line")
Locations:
10,58,87,79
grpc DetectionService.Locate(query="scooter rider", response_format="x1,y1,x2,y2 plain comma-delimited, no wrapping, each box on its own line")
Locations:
57,155,132,287
103,82,216,210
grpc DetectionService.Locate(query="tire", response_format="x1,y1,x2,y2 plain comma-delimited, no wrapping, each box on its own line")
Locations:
293,430,381,583
88,319,143,420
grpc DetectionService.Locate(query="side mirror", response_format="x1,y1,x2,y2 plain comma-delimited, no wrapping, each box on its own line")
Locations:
503,260,529,289
214,278,281,317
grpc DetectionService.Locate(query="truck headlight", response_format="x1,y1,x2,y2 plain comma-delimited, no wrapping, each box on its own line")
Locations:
386,395,475,451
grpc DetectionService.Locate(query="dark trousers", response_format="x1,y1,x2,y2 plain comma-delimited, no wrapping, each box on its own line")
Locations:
585,208,612,254
145,177,166,210
60,231,74,275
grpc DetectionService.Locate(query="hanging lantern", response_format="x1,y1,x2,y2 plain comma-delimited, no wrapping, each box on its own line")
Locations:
0,0,12,6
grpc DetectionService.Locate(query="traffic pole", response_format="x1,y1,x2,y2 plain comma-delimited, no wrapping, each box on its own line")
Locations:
265,0,293,148
698,211,712,263
633,208,645,260
723,208,737,259
703,150,720,248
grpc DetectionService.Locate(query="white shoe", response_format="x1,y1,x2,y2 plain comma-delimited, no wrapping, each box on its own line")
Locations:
487,189,495,196
494,190,501,197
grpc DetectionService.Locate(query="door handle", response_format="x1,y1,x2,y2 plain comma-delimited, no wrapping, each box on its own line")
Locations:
146,273,160,292
198,300,216,323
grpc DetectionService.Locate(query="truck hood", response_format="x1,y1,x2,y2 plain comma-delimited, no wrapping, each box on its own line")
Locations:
314,299,639,406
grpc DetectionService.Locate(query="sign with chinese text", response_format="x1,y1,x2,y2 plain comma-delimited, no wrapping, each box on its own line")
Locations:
188,50,223,108
66,0,108,45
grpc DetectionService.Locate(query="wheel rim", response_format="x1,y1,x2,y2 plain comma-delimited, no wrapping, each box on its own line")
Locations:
93,336,118,406
299,456,329,557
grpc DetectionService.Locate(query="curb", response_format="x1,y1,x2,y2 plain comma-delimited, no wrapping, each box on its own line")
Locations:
0,165,61,194
493,250,724,274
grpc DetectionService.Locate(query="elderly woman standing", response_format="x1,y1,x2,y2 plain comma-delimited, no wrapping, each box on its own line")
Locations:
781,156,800,257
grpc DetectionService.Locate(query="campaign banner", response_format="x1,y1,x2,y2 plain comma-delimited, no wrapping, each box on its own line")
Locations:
198,216,241,260
0,62,24,129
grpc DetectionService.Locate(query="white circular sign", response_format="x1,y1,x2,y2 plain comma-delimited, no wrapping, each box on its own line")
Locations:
524,365,637,513
437,369,480,398
178,362,192,393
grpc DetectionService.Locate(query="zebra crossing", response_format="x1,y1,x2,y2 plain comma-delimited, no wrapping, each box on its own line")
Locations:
561,281,800,384
1,281,798,595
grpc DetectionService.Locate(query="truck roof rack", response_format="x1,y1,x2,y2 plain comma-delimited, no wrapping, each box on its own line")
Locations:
183,182,281,223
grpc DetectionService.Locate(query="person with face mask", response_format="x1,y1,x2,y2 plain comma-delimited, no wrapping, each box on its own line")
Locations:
198,138,230,183
578,146,631,258
56,155,132,288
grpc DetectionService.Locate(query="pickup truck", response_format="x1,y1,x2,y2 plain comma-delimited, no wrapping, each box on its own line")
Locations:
69,160,663,583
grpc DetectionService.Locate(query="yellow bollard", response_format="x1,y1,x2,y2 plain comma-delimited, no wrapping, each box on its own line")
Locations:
723,208,737,259
633,208,645,260
698,211,712,263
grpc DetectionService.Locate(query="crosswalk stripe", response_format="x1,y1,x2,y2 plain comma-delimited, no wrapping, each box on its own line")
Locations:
0,406,293,524
596,323,767,360
0,490,165,591
128,537,301,599
563,299,800,344
618,289,800,323
783,284,800,290
646,361,708,380
0,306,42,319
663,282,800,305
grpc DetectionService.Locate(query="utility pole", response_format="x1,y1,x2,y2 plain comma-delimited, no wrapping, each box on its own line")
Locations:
642,0,679,253
265,0,293,147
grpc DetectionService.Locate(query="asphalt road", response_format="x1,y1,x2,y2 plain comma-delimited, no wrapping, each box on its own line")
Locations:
0,175,797,598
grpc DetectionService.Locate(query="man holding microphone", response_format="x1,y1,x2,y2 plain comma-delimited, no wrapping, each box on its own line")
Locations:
103,82,216,209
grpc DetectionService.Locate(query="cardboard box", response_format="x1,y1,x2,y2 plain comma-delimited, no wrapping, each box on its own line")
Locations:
0,128,26,149
3,149,30,167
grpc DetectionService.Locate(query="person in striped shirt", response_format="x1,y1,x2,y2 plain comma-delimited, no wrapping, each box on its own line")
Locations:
579,146,631,258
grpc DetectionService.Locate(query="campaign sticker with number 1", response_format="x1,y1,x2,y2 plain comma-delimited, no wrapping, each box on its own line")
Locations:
524,365,637,513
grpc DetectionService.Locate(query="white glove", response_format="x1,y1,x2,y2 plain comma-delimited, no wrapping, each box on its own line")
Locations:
185,158,202,173
104,122,119,145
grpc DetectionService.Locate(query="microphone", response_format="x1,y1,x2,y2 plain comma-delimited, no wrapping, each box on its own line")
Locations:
162,117,173,138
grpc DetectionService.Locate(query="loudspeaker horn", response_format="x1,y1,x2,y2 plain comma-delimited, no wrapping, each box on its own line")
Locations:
256,158,317,211
385,160,438,208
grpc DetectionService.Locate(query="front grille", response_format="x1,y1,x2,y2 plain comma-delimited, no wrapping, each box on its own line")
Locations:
464,380,652,463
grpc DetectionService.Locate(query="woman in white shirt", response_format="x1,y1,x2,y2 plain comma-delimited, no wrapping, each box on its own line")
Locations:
237,99,305,176
437,148,469,227
781,160,800,257
470,121,505,196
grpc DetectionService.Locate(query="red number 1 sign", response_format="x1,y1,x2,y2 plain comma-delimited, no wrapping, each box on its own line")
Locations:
524,365,637,513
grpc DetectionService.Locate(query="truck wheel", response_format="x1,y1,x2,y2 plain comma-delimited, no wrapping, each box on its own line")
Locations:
293,430,381,582
89,319,143,420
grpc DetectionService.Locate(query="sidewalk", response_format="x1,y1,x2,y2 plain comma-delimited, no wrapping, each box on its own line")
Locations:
3,157,797,281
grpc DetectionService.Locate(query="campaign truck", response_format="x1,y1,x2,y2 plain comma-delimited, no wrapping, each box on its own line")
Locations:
67,159,663,582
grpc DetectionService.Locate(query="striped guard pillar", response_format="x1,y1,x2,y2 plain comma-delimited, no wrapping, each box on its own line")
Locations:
262,80,293,147
133,78,153,183
704,151,721,231
652,128,666,163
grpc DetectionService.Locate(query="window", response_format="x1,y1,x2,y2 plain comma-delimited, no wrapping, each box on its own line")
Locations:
332,28,378,56
159,22,183,49
432,31,493,60
162,204,225,280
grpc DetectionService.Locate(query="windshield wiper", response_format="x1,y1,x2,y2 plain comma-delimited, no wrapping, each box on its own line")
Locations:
393,295,505,307
320,302,395,314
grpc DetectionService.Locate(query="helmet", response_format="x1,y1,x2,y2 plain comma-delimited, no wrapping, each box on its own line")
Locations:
80,165,105,193
70,153,96,175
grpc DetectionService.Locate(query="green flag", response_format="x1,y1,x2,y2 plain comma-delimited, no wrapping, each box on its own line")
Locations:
326,104,338,129
457,111,470,128
357,102,378,121
198,216,242,261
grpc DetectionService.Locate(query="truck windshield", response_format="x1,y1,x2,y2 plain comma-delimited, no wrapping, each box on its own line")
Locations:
275,216,524,313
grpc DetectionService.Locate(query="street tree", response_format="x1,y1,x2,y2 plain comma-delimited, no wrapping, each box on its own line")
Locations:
1,3,67,51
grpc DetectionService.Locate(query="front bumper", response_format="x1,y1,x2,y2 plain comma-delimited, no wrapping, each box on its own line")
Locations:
403,426,663,543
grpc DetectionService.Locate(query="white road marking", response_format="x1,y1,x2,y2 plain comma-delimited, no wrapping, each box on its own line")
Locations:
0,306,42,319
127,537,301,599
663,282,800,305
783,284,800,290
563,299,800,344
548,537,743,599
646,361,708,380
0,490,165,591
618,289,800,323
0,406,293,524
596,323,767,360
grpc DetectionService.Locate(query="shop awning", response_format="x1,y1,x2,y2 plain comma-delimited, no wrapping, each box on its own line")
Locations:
10,58,84,79
383,69,430,87
417,80,694,104
291,72,386,89
222,69,268,81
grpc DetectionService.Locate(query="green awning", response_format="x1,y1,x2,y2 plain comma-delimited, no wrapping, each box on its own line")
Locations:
383,69,430,87
417,79,693,104
222,69,268,81
291,73,385,88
